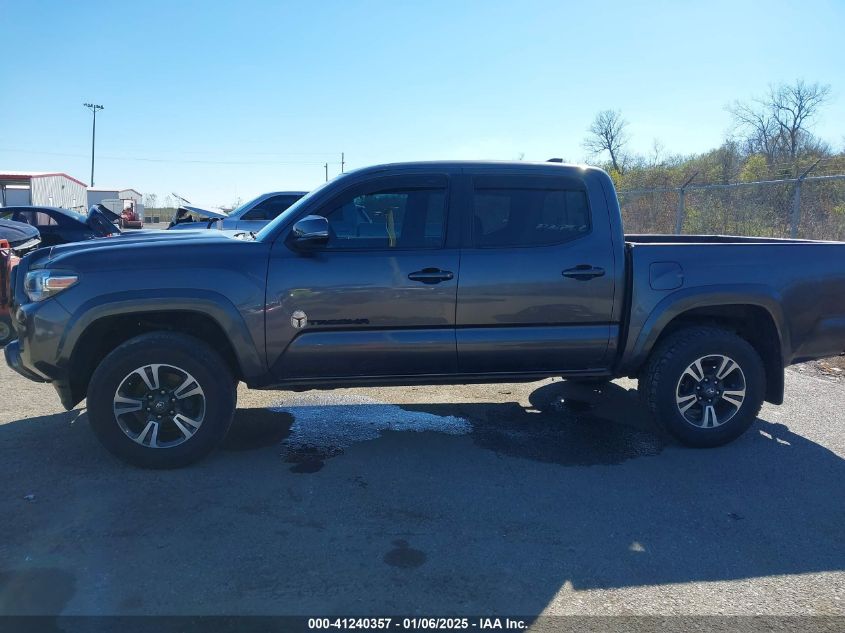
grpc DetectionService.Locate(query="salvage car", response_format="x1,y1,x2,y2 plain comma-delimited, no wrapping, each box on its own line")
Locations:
0,219,41,345
0,218,41,254
5,161,845,468
0,205,120,247
169,191,306,231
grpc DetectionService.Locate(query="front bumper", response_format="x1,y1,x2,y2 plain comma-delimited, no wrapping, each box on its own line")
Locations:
4,339,48,383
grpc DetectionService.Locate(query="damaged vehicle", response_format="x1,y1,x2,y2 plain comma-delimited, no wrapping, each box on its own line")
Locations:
168,191,306,231
0,205,120,247
0,218,41,345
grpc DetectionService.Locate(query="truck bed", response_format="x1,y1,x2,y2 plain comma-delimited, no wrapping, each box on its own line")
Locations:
620,235,845,374
625,233,824,245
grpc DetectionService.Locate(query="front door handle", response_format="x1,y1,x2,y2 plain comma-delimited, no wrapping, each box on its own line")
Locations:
562,265,606,281
408,268,454,284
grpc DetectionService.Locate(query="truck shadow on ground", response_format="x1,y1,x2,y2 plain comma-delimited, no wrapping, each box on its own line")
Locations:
0,380,843,615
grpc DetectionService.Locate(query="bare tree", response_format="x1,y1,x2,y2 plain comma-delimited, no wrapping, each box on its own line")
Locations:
143,193,158,209
770,80,831,160
728,80,831,163
583,110,628,173
727,99,779,159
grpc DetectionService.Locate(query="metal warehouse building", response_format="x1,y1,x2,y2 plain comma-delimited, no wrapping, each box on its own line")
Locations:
0,171,88,211
87,187,143,207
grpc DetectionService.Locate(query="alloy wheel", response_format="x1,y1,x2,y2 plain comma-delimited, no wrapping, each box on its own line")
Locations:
112,364,206,448
675,354,746,428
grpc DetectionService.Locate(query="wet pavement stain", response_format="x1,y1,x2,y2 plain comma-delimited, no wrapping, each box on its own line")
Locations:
285,445,344,474
222,408,293,451
290,459,324,474
470,412,663,466
496,381,664,465
273,395,471,471
264,382,662,471
400,381,664,467
383,539,427,569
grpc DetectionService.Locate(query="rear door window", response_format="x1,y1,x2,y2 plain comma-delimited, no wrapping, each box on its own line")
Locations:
472,185,590,248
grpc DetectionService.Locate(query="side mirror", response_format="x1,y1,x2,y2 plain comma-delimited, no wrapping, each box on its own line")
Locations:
290,215,329,246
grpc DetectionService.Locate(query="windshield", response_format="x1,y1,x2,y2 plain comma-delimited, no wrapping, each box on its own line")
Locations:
228,194,264,217
255,179,337,242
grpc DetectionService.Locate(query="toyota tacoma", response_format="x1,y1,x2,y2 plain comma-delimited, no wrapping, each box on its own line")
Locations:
5,161,845,468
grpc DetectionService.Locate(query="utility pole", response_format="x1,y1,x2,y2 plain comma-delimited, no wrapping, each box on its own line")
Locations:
341,152,345,173
324,162,329,182
83,103,104,186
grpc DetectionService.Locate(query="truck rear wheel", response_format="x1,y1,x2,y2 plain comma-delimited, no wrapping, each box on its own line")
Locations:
639,326,765,447
87,332,236,468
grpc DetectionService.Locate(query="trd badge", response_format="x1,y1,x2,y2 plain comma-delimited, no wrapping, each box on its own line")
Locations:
291,310,308,329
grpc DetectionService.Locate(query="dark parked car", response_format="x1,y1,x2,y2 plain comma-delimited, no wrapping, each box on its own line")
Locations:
0,205,120,247
5,161,845,468
0,219,41,345
0,218,41,254
169,191,307,231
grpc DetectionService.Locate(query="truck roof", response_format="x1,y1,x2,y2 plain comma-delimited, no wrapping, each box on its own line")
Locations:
345,160,602,177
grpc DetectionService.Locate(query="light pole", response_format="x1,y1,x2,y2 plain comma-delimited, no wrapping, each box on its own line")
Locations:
83,103,104,186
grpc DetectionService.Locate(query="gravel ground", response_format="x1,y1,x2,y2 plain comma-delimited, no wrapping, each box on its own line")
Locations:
0,360,843,620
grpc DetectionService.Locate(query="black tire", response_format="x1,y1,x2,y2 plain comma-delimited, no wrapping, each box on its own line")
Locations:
638,326,765,447
87,332,236,468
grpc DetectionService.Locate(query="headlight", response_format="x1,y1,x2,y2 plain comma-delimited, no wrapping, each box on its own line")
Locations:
24,270,78,302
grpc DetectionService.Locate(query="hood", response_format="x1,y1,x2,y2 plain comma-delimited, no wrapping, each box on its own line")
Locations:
0,218,41,250
87,205,122,236
44,226,245,262
39,228,259,275
176,205,229,221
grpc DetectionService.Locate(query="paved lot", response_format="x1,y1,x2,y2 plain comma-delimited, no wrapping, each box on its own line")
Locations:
0,360,843,617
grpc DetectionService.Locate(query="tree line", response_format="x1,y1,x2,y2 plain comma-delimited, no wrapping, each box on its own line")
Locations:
582,80,845,238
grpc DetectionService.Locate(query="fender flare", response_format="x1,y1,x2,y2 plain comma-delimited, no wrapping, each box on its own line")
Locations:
56,288,265,379
620,284,790,376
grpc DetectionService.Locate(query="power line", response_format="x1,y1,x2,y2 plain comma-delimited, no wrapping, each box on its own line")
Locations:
0,147,342,166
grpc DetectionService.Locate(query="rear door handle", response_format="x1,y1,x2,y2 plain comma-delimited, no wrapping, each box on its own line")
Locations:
562,265,605,280
408,268,454,284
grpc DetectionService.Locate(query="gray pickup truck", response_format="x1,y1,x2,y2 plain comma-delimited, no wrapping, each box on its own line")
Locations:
6,161,845,468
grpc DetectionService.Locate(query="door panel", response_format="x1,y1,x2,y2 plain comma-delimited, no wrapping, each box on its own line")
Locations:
272,250,458,379
456,175,616,373
265,174,459,380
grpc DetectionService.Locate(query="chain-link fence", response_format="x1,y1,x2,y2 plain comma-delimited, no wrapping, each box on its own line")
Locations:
618,174,845,240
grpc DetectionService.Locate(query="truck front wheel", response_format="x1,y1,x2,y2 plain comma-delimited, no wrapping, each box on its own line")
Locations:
639,326,765,447
87,332,236,468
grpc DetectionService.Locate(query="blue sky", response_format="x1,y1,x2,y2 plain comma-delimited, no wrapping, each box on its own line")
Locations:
2,0,843,207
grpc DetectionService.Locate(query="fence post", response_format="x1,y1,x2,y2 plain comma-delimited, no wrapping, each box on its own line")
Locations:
674,189,685,235
790,182,802,239
674,171,699,235
790,160,821,238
